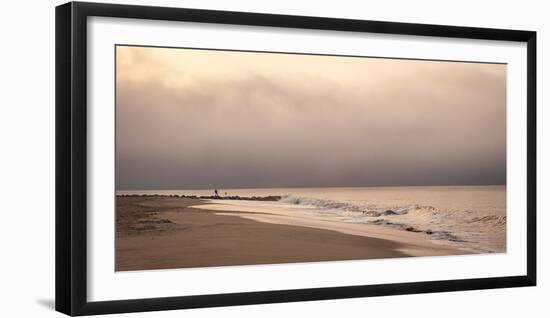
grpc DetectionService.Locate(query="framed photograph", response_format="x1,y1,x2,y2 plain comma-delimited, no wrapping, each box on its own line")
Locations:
55,1,536,316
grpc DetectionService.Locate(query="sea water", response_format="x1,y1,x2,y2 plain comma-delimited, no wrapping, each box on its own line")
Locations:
118,185,506,253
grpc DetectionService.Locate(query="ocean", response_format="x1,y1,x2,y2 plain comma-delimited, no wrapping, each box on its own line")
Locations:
118,185,506,253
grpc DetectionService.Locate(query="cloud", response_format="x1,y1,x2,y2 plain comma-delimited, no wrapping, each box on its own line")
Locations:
116,46,506,190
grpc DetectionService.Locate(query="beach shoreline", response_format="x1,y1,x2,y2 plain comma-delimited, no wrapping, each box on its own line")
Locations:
116,196,466,271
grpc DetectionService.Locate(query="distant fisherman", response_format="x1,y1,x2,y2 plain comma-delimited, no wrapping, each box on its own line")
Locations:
214,189,219,198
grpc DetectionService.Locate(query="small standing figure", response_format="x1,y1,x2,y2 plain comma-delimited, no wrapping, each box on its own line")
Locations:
214,189,219,198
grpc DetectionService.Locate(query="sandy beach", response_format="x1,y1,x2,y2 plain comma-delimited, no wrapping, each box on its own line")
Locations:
116,196,465,271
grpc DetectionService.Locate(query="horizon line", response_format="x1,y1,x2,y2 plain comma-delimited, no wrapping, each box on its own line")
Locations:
116,184,507,192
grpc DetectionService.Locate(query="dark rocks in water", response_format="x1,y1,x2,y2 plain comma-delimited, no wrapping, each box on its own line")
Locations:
426,229,433,235
405,226,422,232
363,209,398,217
362,211,380,217
369,219,385,225
381,209,398,216
369,219,398,227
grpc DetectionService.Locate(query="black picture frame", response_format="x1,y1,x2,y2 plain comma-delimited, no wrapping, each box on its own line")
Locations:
55,1,537,316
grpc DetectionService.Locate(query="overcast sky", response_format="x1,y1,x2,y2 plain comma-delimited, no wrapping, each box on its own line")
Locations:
116,45,506,190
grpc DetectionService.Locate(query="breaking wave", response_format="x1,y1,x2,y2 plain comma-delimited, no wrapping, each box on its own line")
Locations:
278,194,505,250
279,194,431,217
